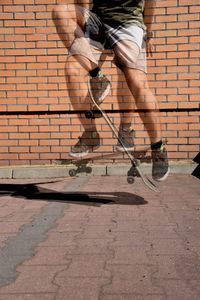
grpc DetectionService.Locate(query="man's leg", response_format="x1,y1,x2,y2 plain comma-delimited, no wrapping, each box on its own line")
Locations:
53,5,99,157
53,4,111,157
112,39,160,142
122,67,169,181
112,38,169,180
123,67,161,144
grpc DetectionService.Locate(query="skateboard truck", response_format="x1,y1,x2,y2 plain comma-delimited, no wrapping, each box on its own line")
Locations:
68,160,92,177
127,160,140,184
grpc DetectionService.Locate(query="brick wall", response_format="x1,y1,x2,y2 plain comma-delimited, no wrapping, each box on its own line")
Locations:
0,0,199,166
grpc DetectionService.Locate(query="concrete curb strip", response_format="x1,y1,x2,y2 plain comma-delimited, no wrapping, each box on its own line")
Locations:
0,160,196,179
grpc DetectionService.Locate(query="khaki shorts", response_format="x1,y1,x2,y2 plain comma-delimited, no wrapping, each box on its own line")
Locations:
69,6,147,73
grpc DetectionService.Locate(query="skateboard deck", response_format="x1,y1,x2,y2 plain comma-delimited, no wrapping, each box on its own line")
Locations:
65,146,151,162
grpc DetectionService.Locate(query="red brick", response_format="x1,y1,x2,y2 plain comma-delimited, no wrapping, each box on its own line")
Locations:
25,5,46,12
4,5,24,12
5,20,25,27
14,12,34,19
0,12,14,19
9,146,29,153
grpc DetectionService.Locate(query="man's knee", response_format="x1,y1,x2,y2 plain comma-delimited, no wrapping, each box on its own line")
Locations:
123,68,149,98
65,56,87,79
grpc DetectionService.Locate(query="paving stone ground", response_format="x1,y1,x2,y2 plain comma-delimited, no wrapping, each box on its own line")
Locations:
0,174,200,300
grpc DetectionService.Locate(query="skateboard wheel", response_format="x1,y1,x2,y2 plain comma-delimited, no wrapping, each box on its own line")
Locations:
86,166,92,174
85,110,94,119
69,169,77,177
127,176,134,184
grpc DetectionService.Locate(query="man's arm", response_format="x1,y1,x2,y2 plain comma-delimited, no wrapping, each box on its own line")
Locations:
143,0,156,56
143,0,156,38
76,0,90,9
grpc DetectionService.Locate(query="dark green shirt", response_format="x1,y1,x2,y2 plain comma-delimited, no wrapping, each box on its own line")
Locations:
91,0,145,29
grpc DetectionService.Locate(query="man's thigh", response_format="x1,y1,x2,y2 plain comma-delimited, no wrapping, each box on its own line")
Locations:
113,39,147,73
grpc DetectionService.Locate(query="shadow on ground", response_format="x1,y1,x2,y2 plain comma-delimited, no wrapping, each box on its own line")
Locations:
0,182,147,206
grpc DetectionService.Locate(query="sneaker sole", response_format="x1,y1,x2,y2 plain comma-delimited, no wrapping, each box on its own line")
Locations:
68,144,101,159
93,83,111,105
99,84,111,102
153,168,170,182
115,145,135,153
68,151,89,159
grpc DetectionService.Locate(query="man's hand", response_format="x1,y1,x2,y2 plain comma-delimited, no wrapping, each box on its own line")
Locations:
146,38,154,57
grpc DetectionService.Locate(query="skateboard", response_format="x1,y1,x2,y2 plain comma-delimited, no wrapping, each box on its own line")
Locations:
66,82,159,192
65,149,151,178
85,79,160,193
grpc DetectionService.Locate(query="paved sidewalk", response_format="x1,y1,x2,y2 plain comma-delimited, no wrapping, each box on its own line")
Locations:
0,174,200,300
